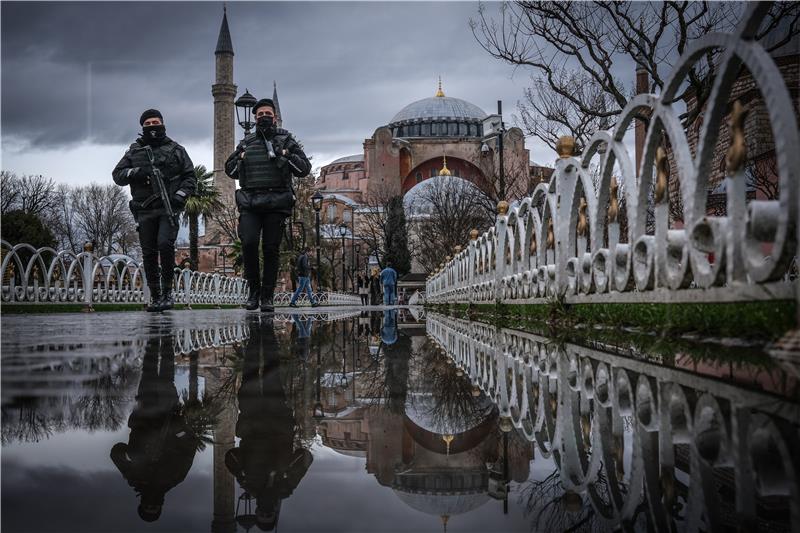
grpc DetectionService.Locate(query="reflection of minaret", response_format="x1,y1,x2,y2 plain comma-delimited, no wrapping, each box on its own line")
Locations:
634,21,649,175
272,81,283,129
207,368,237,533
209,6,237,245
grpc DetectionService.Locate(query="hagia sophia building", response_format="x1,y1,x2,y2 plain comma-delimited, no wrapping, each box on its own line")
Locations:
186,8,552,285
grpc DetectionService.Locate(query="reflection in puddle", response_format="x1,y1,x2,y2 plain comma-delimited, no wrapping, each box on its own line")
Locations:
1,309,798,532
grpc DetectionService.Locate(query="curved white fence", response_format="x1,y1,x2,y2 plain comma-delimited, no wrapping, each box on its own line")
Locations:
426,312,800,531
1,240,362,307
427,3,798,307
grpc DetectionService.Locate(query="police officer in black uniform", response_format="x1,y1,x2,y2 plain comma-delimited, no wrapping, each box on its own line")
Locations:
225,98,311,312
113,109,196,312
225,315,313,531
110,330,200,523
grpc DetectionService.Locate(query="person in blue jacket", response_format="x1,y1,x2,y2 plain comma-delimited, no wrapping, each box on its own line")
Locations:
380,264,398,305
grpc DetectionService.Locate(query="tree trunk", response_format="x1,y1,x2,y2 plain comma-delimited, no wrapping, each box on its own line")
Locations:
189,215,199,270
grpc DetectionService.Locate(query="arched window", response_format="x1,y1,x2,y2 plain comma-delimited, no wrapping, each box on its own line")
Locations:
469,123,477,136
448,122,458,136
327,203,336,223
459,123,467,136
421,123,431,136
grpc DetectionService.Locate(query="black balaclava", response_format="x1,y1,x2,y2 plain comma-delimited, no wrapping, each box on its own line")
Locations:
142,124,167,145
256,114,275,134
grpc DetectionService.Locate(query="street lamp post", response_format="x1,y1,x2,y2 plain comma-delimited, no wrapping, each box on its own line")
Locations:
312,191,323,290
234,89,257,136
354,243,361,288
497,100,505,201
338,223,347,293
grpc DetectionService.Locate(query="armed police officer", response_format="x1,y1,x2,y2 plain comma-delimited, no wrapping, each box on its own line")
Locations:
113,109,196,312
225,98,311,312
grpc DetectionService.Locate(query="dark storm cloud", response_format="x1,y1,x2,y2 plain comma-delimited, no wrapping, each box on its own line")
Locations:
1,1,547,162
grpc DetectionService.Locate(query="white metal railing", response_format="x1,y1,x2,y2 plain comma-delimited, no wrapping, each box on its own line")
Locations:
426,312,800,531
427,3,798,307
1,240,363,308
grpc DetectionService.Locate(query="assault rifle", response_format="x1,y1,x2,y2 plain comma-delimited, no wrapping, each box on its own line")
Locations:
144,146,177,228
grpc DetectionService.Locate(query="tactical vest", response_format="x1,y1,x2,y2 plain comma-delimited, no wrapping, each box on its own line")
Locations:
126,140,181,205
240,131,290,190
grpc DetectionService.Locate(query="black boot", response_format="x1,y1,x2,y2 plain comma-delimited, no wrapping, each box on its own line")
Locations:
244,286,260,311
259,287,274,313
146,287,161,312
159,289,174,311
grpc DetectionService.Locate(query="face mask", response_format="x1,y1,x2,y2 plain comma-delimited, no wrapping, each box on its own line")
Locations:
142,124,166,143
256,115,274,131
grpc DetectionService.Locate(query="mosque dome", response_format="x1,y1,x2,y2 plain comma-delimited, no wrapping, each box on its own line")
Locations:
388,79,487,138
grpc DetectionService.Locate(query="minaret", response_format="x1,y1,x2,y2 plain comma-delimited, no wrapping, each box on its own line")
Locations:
634,22,649,175
209,5,237,245
272,81,283,129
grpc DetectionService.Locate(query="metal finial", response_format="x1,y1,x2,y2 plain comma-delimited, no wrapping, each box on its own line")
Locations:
435,76,445,97
556,136,575,158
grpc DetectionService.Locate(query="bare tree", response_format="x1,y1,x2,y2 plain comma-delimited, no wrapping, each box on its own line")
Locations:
471,1,799,148
72,183,136,256
17,173,57,217
45,183,83,253
518,71,615,152
408,176,495,273
0,172,57,217
358,188,395,270
1,171,21,215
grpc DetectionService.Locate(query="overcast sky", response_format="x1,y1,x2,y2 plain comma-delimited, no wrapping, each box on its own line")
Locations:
1,0,595,187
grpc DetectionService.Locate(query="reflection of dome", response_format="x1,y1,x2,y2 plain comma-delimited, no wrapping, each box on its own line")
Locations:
403,175,484,216
402,391,497,455
405,392,494,435
393,490,490,517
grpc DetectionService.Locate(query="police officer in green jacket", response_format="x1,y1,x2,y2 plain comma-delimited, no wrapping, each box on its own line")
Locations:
225,98,311,312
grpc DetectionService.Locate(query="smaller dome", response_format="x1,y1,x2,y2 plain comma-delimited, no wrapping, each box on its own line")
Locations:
328,154,364,165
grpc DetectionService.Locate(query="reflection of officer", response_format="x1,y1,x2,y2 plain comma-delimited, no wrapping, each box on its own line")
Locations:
225,98,311,313
226,317,313,531
113,109,196,312
110,333,199,522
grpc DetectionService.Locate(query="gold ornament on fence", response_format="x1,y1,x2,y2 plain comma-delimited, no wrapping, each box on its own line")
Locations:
654,146,669,204
726,100,748,175
556,135,576,159
546,218,555,250
608,176,619,223
497,200,509,215
577,197,588,237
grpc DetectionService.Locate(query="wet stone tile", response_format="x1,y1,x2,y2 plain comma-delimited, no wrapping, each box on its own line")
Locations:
2,308,798,532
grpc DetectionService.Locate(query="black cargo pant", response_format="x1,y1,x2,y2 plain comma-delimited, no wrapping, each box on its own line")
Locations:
137,211,179,295
239,211,287,297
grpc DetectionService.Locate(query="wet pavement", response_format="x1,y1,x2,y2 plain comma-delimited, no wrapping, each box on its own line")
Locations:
2,307,798,532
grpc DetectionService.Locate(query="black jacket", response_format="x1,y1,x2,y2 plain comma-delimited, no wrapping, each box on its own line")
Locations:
296,253,310,277
113,137,196,216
